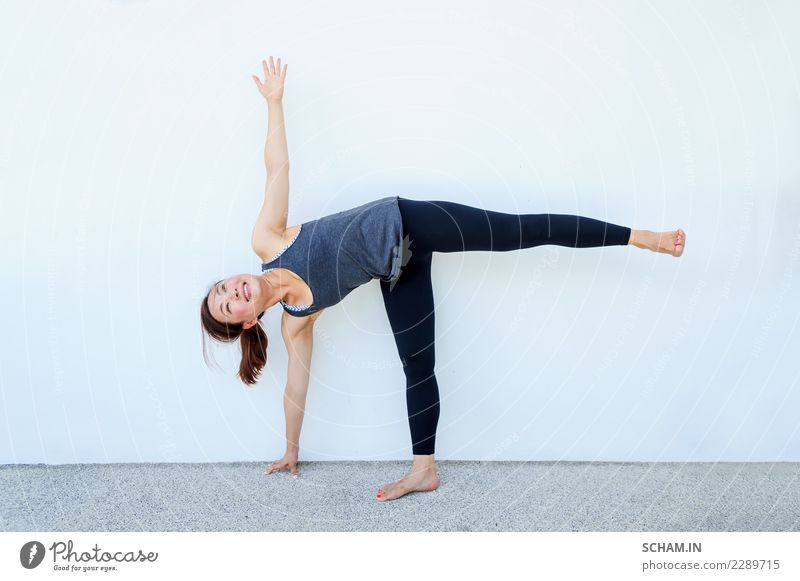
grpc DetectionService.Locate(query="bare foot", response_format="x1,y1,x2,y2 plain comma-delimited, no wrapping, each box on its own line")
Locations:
376,461,440,502
631,229,685,257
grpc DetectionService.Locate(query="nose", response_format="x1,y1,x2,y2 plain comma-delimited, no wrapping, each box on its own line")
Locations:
225,284,238,303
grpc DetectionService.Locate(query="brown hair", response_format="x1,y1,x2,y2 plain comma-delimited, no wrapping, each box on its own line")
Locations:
200,279,268,386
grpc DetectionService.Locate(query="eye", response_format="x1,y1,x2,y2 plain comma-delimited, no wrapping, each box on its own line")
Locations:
219,283,230,316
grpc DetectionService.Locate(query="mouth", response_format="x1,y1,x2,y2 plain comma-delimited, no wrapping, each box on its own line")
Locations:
243,282,251,302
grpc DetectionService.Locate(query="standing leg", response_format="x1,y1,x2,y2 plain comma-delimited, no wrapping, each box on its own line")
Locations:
377,249,441,501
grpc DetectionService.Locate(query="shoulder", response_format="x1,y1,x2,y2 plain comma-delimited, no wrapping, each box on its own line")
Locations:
253,224,302,263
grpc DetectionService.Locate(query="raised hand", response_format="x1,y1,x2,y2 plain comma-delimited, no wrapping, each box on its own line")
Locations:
252,56,287,103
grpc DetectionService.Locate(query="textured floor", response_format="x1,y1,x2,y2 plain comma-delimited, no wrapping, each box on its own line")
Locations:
2,462,798,532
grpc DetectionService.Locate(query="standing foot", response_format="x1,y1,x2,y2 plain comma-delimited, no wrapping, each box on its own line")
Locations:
630,228,686,257
376,455,440,502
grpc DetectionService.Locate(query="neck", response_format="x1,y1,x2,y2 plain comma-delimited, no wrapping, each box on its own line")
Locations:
263,270,295,306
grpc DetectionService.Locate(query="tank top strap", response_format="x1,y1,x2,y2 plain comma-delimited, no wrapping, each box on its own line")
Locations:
260,224,314,312
262,224,303,265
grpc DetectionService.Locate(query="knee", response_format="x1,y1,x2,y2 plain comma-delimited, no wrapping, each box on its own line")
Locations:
401,348,436,385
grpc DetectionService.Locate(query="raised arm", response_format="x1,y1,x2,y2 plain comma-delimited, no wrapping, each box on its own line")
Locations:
265,100,289,172
251,57,291,246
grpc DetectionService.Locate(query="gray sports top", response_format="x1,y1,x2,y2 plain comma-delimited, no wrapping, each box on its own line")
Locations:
261,195,406,317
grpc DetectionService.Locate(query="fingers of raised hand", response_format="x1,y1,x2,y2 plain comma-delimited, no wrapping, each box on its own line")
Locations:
269,56,276,76
261,56,287,79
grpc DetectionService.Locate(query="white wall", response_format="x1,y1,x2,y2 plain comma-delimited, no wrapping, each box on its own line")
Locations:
2,0,799,464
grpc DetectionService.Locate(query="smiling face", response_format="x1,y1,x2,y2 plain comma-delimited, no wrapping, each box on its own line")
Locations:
208,273,270,326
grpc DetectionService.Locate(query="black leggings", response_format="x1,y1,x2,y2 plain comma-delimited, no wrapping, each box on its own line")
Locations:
380,197,632,456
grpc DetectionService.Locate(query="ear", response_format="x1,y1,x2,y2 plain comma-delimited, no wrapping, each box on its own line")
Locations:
242,319,259,330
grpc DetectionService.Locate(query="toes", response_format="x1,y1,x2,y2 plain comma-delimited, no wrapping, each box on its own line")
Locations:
376,480,409,501
674,230,685,255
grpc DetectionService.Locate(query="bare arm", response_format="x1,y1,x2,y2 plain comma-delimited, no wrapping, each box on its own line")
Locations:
280,310,321,455
266,310,323,477
251,56,290,240
265,100,289,172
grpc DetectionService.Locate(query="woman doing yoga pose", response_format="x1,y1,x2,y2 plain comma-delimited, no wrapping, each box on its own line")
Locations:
200,57,686,502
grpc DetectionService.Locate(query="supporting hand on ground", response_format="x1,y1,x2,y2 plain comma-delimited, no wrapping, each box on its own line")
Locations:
265,451,299,479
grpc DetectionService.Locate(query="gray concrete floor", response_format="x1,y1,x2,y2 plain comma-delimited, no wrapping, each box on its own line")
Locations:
1,462,798,531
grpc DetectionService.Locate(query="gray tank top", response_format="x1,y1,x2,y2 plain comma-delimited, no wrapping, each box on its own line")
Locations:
261,195,406,317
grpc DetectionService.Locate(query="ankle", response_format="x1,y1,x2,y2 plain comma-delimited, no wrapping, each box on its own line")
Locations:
412,454,436,468
630,229,650,250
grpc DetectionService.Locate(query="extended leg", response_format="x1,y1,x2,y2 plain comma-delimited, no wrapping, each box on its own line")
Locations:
397,197,632,255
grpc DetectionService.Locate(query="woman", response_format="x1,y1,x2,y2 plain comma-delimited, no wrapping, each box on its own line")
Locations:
200,56,686,502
